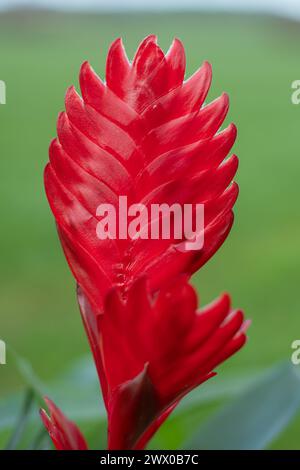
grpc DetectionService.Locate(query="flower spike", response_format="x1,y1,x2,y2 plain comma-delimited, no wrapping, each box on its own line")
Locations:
44,36,238,314
42,37,249,451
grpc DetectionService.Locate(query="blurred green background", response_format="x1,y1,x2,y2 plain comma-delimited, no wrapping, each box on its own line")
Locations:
0,9,300,449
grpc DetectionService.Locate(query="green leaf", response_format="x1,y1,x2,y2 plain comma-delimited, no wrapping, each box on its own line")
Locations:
0,394,24,431
5,389,35,450
45,356,106,422
185,362,300,450
0,354,103,449
0,356,105,429
175,367,264,413
7,346,46,400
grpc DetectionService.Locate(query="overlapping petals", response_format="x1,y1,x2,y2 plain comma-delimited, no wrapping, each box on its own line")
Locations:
42,277,248,450
44,35,238,314
41,36,248,451
79,276,247,449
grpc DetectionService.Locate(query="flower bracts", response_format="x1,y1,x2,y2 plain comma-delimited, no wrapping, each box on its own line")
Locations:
41,36,248,450
44,35,238,314
43,278,248,450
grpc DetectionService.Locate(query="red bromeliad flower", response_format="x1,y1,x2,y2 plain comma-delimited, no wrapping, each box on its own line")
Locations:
41,36,249,450
41,277,249,450
44,35,238,314
40,398,88,450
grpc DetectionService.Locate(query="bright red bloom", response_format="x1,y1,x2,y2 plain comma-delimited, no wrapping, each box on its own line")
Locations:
41,277,248,450
42,36,248,450
44,35,238,314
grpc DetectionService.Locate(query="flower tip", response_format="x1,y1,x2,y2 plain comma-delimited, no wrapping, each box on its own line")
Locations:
221,91,230,107
144,34,157,43
48,137,57,152
39,408,51,430
40,397,53,421
107,37,130,69
231,154,239,170
220,292,231,310
171,37,184,48
80,60,90,74
111,36,122,46
228,121,237,137
242,318,252,333
200,60,212,79
39,407,47,419
202,59,212,70
231,181,240,199
43,396,53,409
166,37,185,67
40,405,52,422
65,85,82,112
65,84,77,100
57,111,67,131
110,37,127,54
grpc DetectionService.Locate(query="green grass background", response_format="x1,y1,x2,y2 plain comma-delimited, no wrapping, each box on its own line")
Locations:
0,9,300,448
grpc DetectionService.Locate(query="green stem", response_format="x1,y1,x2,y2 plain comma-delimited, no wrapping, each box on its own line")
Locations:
5,388,35,450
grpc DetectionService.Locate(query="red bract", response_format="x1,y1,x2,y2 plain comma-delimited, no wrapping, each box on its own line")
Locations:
40,398,88,450
42,36,248,450
44,35,238,314
41,277,248,450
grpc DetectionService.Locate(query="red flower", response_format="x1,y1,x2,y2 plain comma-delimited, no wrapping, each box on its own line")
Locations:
40,397,88,450
42,36,248,450
41,276,249,450
44,35,238,314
